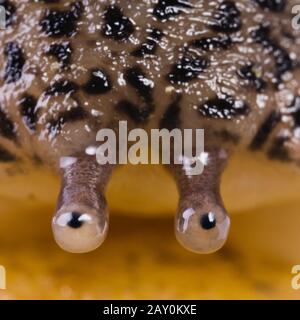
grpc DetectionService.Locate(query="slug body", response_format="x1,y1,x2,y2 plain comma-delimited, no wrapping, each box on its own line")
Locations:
0,0,300,253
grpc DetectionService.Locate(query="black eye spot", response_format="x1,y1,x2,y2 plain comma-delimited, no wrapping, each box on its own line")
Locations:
153,0,192,20
40,1,83,37
254,0,286,12
167,54,209,84
102,5,134,41
210,1,241,33
45,80,79,96
200,213,216,230
0,0,16,27
82,69,112,95
4,42,25,84
67,212,83,229
198,95,249,120
46,42,72,67
19,95,38,132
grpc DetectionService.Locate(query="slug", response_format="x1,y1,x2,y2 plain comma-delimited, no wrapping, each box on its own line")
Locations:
0,0,299,254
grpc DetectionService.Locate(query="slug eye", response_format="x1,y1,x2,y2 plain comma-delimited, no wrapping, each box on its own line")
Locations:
175,207,230,254
52,207,108,253
64,212,85,228
200,212,217,230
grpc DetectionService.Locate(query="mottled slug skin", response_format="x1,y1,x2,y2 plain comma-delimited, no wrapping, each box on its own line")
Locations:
0,0,300,253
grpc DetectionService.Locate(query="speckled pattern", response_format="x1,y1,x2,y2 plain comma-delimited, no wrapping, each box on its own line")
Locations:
0,0,300,254
0,0,299,160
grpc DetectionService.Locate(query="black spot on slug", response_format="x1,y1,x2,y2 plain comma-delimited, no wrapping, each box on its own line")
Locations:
46,42,72,67
0,107,16,140
131,29,163,57
192,35,232,51
58,107,87,123
254,0,286,12
198,96,249,119
121,67,155,122
237,63,266,92
249,111,281,150
102,5,134,41
40,1,83,37
124,66,154,104
48,106,87,136
4,42,25,84
19,95,38,132
210,1,241,33
167,54,209,84
285,96,300,128
0,0,16,27
160,96,181,130
82,69,112,95
251,24,292,84
0,145,16,162
117,100,153,123
45,80,79,96
153,0,192,21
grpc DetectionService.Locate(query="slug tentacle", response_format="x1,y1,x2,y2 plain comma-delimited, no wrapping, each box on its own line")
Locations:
168,148,230,254
52,157,113,253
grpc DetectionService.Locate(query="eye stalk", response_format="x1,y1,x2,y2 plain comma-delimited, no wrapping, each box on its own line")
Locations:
167,147,231,254
52,157,113,253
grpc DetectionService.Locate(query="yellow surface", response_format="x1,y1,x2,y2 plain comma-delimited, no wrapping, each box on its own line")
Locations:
0,205,300,299
0,152,300,299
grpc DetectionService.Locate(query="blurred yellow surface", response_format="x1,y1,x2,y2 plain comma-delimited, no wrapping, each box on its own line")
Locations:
0,152,300,299
0,205,300,299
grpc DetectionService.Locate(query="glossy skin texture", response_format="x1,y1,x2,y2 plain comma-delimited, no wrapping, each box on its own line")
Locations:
0,0,300,253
